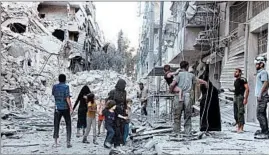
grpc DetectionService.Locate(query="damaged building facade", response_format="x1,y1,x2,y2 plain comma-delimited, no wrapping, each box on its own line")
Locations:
137,1,269,124
137,2,222,100
1,2,105,111
219,1,269,123
37,2,104,73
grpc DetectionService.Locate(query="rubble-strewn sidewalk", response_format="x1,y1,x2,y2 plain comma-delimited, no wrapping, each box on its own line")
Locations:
2,100,268,154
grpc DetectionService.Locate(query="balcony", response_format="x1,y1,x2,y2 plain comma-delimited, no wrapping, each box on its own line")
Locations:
185,3,217,28
186,12,215,28
193,30,211,51
163,22,178,47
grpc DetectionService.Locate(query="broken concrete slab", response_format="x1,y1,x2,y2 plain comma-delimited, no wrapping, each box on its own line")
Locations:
1,129,17,137
152,124,173,130
133,128,173,137
131,135,153,142
2,143,39,147
144,139,157,149
2,17,29,28
36,127,53,131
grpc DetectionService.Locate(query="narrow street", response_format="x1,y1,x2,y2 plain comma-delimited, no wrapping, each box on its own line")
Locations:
2,101,269,154
2,1,269,155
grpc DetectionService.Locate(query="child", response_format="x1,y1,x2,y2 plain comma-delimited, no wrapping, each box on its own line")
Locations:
97,98,106,136
103,100,127,148
82,93,98,144
123,99,132,145
163,64,183,101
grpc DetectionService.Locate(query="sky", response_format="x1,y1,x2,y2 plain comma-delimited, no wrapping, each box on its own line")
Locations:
95,2,142,50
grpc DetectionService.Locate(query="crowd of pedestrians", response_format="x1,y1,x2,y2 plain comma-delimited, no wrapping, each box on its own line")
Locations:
52,75,132,148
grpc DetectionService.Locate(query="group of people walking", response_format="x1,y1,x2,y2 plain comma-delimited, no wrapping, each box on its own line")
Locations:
52,74,132,148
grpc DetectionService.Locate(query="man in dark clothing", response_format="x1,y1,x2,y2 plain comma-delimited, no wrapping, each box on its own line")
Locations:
52,74,73,148
228,68,249,133
106,79,127,147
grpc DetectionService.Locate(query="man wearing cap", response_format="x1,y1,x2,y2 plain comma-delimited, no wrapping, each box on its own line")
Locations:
254,56,269,138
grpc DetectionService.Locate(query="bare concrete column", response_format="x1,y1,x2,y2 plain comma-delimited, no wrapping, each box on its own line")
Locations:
223,2,230,64
246,33,258,123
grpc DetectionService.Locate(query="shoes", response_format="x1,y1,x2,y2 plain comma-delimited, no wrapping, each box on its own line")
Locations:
82,137,90,144
93,140,98,145
254,130,262,136
67,143,72,148
254,133,269,139
104,142,112,148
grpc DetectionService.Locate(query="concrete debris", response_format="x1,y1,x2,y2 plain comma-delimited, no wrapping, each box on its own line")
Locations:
144,139,156,149
1,3,138,154
0,2,110,115
1,129,17,137
2,143,40,147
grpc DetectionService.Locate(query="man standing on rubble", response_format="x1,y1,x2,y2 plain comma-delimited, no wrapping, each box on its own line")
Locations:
228,68,249,133
137,82,148,117
254,56,269,139
52,74,73,148
169,61,208,136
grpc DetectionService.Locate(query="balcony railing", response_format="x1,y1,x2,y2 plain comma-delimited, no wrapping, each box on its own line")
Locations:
185,3,217,28
193,30,212,51
186,12,215,28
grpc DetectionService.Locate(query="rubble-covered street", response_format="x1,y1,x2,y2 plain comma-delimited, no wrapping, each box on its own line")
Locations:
2,1,269,155
2,101,269,154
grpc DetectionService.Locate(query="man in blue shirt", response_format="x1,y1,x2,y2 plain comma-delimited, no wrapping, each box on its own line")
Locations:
52,74,73,148
254,56,269,139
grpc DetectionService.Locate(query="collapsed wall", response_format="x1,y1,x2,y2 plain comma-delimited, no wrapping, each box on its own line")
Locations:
0,2,138,113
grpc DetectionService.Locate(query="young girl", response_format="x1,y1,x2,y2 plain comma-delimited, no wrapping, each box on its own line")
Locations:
82,93,98,144
103,100,127,148
123,99,132,145
163,64,183,101
97,98,106,136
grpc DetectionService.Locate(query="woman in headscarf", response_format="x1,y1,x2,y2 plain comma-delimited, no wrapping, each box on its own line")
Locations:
199,64,221,132
106,79,127,148
73,85,91,137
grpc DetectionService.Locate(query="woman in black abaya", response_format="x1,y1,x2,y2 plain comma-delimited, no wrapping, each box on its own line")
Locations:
199,64,221,132
73,85,91,137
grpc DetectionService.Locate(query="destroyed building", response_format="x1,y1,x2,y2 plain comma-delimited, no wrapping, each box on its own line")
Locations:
37,2,105,73
0,2,105,112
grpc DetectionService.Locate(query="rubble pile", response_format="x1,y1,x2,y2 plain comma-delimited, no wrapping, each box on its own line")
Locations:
1,2,39,19
1,2,137,113
1,27,61,111
68,70,138,100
